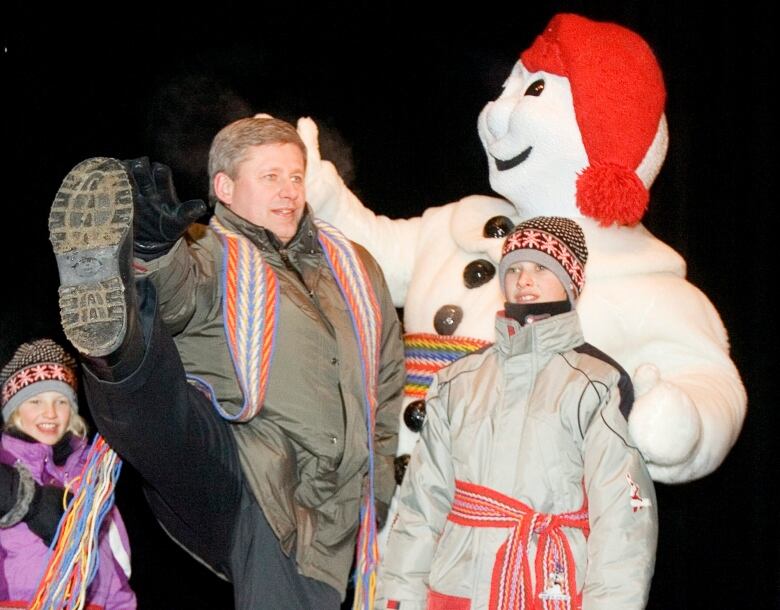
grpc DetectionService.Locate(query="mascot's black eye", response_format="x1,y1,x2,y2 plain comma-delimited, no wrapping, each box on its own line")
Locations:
524,79,545,96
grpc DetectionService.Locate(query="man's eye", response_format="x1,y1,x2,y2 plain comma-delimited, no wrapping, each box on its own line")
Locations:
524,79,545,96
291,176,303,184
264,174,277,181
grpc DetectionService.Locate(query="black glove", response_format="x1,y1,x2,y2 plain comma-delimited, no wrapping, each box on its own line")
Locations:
124,157,207,261
25,483,72,547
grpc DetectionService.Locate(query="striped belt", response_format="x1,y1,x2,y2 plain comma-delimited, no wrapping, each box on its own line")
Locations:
448,480,589,610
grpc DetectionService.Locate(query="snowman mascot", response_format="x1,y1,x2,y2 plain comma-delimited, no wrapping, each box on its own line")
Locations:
296,13,746,529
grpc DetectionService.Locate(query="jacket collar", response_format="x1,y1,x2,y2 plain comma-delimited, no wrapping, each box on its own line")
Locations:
1,432,84,467
494,309,584,358
213,202,321,255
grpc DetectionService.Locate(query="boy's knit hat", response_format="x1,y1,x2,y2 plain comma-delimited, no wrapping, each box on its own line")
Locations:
1,339,79,422
498,216,588,305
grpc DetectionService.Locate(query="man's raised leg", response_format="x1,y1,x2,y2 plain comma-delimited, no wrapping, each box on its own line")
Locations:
48,157,240,575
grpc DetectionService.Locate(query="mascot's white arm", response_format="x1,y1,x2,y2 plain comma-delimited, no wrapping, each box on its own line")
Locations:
627,303,745,484
297,117,422,306
579,221,747,483
298,116,512,316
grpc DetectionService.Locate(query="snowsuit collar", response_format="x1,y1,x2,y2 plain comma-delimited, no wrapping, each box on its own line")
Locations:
494,309,584,358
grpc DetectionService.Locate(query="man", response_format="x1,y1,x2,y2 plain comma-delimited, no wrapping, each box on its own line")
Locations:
47,117,404,609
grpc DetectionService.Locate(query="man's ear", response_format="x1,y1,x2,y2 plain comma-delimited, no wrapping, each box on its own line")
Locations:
213,172,233,205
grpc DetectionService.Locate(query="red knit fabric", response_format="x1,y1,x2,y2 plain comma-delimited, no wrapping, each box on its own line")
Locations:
521,13,665,226
448,480,589,610
576,163,649,226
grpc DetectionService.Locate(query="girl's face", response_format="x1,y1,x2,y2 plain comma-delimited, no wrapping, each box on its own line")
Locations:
15,391,72,445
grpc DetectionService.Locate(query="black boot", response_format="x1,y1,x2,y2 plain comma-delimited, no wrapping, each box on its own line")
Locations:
48,157,144,381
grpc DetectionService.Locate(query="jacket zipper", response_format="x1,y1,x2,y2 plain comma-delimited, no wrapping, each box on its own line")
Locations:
279,248,314,299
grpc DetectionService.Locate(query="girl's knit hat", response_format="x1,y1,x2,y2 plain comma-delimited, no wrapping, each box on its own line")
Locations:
1,339,79,422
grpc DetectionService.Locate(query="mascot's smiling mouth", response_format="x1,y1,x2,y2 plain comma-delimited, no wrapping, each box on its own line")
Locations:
494,146,532,171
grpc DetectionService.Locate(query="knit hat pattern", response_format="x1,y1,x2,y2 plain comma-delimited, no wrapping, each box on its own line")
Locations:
499,216,588,305
1,339,78,421
520,13,666,226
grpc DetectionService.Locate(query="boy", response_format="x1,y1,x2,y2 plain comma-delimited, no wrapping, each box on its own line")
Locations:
378,216,657,610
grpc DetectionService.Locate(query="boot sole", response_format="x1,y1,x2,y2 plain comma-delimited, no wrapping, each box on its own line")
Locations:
48,158,133,357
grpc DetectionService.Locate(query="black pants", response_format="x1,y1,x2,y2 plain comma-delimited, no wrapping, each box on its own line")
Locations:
82,285,340,610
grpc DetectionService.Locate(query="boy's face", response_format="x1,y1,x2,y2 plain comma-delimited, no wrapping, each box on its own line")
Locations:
15,390,72,445
503,260,568,304
214,142,306,245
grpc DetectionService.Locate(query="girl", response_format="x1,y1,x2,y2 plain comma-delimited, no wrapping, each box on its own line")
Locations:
0,338,136,609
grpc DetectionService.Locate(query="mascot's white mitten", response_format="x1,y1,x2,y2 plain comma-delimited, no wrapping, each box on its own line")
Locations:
629,364,701,466
297,115,424,304
296,117,326,194
297,117,359,225
256,114,349,223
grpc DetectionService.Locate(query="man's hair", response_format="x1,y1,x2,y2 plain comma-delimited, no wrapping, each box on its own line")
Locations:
208,117,307,206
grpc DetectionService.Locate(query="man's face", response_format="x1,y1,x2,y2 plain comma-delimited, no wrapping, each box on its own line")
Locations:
503,261,567,304
215,142,306,245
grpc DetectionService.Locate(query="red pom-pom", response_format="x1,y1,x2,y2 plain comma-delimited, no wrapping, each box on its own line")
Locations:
576,163,649,226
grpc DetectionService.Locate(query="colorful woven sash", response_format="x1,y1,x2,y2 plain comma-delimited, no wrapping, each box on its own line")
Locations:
204,216,382,610
448,480,589,610
29,435,123,609
403,333,491,399
206,216,280,422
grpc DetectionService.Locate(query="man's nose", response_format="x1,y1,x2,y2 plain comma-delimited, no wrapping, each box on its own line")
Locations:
278,177,299,198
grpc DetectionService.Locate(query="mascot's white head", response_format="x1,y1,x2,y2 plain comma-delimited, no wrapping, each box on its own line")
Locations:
478,13,669,226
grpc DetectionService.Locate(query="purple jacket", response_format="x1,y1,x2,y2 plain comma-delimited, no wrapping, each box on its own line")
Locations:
0,433,136,609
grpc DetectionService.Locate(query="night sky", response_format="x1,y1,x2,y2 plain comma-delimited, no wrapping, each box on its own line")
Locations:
3,1,777,608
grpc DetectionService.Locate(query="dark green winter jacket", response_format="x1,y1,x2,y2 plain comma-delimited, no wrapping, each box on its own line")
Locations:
143,203,404,597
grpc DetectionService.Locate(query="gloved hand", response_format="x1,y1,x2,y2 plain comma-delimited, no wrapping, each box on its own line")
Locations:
628,363,701,470
124,157,207,261
25,483,72,547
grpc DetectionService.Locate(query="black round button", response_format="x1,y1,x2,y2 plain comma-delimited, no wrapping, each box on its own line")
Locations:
483,215,515,238
403,400,426,432
434,305,463,336
463,259,496,289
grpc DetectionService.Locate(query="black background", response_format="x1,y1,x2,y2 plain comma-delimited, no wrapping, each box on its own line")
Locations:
3,1,777,608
